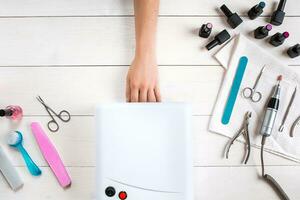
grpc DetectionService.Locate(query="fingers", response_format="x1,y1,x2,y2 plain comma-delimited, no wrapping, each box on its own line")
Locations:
130,86,139,102
139,88,148,102
147,89,156,102
154,86,161,102
127,81,161,102
126,79,131,102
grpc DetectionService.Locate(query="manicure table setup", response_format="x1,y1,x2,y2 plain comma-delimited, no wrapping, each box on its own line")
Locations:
1,0,300,200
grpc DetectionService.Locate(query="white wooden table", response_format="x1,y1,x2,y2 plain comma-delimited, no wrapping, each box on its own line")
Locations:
0,0,299,199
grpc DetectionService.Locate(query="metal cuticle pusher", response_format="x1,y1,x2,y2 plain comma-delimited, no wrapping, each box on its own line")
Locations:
279,86,297,133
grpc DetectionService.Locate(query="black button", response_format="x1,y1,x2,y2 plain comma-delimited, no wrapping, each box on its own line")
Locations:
105,186,116,197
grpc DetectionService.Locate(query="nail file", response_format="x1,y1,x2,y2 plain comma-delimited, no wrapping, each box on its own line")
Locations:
31,122,72,188
0,146,23,191
222,56,248,125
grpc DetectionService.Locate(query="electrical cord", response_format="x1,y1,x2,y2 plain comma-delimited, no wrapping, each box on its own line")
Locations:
260,136,290,200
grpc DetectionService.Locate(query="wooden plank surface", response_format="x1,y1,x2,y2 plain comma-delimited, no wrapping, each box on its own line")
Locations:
0,66,300,116
0,167,96,200
0,166,299,200
0,17,299,66
0,0,299,199
0,66,222,116
0,0,300,16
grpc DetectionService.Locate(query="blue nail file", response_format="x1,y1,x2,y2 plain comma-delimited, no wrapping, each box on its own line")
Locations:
222,56,248,125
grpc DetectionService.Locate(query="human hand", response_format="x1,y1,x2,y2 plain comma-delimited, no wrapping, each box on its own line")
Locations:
126,55,161,102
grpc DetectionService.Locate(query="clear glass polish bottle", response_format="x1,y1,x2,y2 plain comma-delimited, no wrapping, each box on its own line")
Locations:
0,105,23,121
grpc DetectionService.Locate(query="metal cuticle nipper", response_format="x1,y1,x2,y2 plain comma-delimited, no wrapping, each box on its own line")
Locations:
225,111,252,164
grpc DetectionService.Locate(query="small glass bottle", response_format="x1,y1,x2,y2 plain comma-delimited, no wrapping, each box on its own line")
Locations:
0,105,23,121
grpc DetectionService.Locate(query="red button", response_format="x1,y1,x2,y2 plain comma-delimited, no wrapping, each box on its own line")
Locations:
118,191,127,200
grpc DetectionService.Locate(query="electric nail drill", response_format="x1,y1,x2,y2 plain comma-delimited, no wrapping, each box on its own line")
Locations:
287,44,300,58
270,0,287,26
269,32,289,47
199,23,213,38
0,106,23,121
220,4,243,29
205,29,231,50
254,24,272,39
260,75,290,200
248,2,266,20
260,76,281,137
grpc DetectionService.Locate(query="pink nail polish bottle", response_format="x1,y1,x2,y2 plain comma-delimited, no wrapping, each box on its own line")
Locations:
0,106,23,121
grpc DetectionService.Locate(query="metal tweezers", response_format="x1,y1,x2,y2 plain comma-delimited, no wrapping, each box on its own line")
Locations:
225,111,252,164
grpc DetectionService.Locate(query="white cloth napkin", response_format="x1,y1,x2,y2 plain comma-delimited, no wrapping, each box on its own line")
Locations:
209,34,300,162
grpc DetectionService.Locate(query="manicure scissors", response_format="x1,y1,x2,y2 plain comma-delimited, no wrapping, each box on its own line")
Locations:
242,66,265,102
36,96,71,132
225,111,252,164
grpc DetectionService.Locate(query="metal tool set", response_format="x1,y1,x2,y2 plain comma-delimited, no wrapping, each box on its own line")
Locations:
198,0,299,59
226,58,300,199
223,69,298,200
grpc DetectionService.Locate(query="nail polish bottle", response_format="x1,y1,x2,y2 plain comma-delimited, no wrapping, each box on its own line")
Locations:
0,106,23,121
199,23,213,38
269,32,289,47
220,4,243,29
270,0,287,26
287,44,300,58
206,29,231,50
248,2,266,20
254,24,272,39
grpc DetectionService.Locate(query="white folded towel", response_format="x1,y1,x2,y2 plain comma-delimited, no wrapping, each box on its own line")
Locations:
209,34,300,162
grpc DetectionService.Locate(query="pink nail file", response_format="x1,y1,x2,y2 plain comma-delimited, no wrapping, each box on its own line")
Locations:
31,122,71,188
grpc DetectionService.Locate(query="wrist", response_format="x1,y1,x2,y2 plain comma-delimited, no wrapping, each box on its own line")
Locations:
133,52,157,69
134,48,156,62
135,38,156,56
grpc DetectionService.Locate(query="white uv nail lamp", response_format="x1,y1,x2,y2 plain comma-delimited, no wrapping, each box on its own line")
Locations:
96,103,193,200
